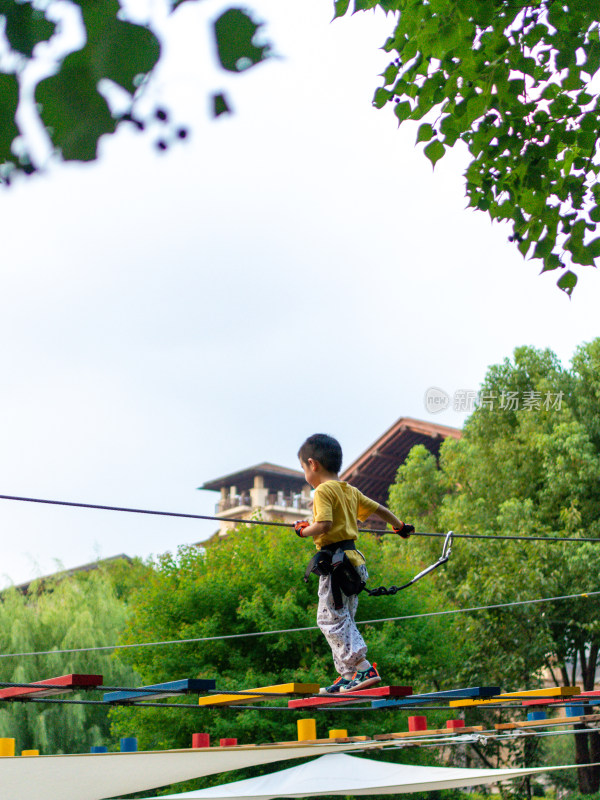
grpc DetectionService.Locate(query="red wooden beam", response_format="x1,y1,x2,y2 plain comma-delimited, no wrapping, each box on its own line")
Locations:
288,685,412,709
0,674,103,700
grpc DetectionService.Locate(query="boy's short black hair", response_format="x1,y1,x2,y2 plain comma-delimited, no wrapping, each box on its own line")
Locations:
298,434,343,474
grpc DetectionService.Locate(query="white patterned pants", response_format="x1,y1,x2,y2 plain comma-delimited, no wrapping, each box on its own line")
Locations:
317,563,369,676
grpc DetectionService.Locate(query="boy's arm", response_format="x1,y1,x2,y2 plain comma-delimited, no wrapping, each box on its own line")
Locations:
373,504,414,537
374,504,403,528
295,520,332,539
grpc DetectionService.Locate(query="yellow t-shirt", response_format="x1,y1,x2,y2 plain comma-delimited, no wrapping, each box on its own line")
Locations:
312,481,379,567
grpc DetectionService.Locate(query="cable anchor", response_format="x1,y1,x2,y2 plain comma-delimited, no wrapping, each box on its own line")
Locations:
365,531,453,597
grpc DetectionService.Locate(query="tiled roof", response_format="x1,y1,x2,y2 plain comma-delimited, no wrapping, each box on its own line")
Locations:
341,417,461,506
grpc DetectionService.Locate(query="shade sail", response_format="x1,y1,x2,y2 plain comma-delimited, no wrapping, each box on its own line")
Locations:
144,752,582,799
0,741,384,800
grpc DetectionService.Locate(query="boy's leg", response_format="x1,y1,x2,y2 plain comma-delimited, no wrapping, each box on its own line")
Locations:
317,566,368,677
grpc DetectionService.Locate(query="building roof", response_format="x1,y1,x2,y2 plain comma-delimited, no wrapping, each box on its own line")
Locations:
340,416,461,506
199,462,307,494
11,554,133,594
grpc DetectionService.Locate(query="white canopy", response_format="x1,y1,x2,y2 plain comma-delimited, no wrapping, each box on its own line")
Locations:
0,741,379,800
147,752,580,799
0,739,587,800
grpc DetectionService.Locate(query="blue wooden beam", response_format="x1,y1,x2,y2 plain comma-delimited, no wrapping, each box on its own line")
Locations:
372,686,502,709
104,679,216,703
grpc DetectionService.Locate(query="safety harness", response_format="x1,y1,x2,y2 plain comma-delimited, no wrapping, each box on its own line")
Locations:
304,531,453,608
304,540,366,610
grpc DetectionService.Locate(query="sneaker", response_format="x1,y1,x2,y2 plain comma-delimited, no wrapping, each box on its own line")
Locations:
339,663,381,693
319,676,352,696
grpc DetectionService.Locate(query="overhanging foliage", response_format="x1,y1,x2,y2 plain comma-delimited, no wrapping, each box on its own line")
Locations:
0,0,271,181
350,0,600,293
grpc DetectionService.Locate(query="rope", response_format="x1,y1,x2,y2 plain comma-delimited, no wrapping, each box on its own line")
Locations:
0,589,597,659
1,493,599,543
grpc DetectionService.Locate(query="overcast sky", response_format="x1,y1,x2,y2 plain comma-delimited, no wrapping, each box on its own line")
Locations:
0,0,598,587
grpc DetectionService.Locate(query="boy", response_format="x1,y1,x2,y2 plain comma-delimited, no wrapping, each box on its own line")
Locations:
295,433,413,695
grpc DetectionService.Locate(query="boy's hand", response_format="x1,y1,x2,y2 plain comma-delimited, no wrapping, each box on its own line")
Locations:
294,520,310,538
393,522,414,539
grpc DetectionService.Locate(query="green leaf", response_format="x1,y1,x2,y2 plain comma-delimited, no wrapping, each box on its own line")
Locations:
373,87,392,109
578,129,597,151
440,115,459,147
353,0,375,10
381,63,399,86
394,101,412,122
466,93,489,121
0,73,19,165
542,84,560,101
563,67,582,91
560,129,577,145
68,0,161,94
518,236,532,257
382,36,396,53
36,50,116,162
475,0,494,25
580,112,598,131
211,92,232,118
0,0,55,58
332,0,350,18
585,40,600,76
577,91,594,106
534,236,554,260
557,270,577,296
590,206,600,223
587,237,600,259
424,139,445,168
214,8,270,72
416,123,434,143
523,24,548,48
541,253,562,273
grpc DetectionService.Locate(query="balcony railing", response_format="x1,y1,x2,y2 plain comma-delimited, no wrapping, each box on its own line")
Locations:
216,496,251,513
266,494,312,510
216,494,311,514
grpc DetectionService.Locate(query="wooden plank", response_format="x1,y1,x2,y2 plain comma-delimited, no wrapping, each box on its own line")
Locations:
449,686,581,708
288,686,413,709
373,725,484,740
372,686,501,710
273,736,370,745
495,713,600,731
0,674,103,701
198,683,320,707
104,679,216,703
496,719,558,731
524,688,599,707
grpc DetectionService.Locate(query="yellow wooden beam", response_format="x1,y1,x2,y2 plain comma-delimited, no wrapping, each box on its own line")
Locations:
198,683,320,707
449,686,581,708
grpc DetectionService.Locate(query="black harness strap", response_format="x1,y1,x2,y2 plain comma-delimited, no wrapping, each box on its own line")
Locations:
304,540,365,610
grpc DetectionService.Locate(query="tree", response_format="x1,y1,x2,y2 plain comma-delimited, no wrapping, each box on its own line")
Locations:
110,523,465,791
0,0,270,182
3,0,599,293
0,562,146,754
389,339,600,793
347,0,600,293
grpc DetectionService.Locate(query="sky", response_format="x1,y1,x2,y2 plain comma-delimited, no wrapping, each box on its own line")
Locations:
0,0,599,587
